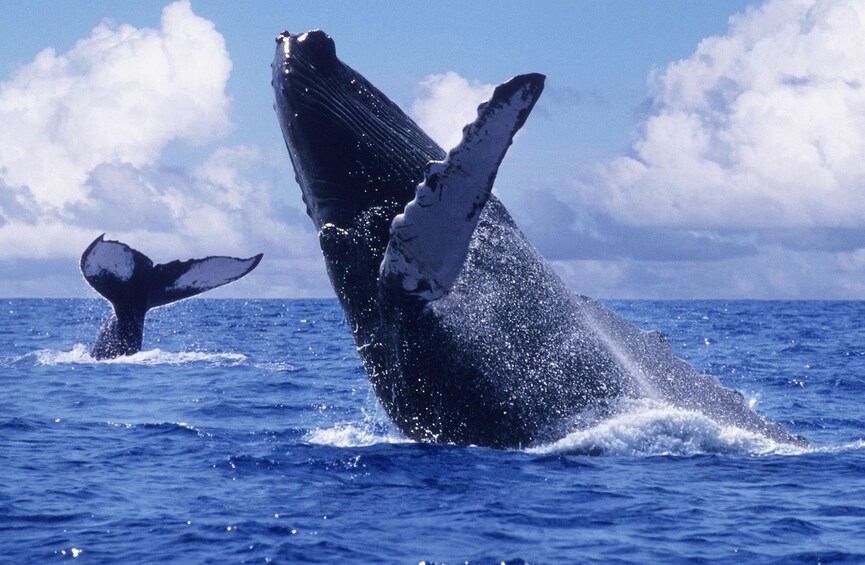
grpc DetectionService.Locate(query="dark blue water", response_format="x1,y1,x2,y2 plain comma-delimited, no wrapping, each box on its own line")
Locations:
3,299,865,563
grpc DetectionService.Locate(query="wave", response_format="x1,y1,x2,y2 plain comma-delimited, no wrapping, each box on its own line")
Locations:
105,420,213,438
23,344,247,366
529,399,812,457
809,439,865,455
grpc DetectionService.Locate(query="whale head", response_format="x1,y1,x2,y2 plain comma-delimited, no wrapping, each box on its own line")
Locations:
272,30,444,231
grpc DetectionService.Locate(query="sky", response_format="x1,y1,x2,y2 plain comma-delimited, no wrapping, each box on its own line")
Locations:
2,0,865,299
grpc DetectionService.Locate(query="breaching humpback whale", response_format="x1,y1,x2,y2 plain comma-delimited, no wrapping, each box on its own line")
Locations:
272,30,807,449
80,235,263,360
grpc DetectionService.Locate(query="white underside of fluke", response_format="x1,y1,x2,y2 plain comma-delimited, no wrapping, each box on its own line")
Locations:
81,238,136,281
168,256,262,292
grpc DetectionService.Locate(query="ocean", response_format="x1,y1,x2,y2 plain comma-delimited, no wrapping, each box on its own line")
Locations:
2,298,865,563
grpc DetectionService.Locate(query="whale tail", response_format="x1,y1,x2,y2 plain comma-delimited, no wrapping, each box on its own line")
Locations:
80,234,263,359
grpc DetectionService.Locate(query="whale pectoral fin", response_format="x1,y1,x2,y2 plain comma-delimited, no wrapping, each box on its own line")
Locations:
147,253,263,308
380,73,545,301
80,234,154,304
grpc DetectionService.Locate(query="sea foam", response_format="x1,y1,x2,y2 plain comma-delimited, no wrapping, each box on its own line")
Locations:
27,344,246,366
306,422,406,448
530,398,811,457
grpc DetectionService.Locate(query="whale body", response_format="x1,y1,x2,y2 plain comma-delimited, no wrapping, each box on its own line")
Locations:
272,30,806,449
80,235,262,360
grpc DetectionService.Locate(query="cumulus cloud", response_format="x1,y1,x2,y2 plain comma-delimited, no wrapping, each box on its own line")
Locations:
0,0,238,267
0,0,232,214
580,0,865,230
506,0,865,299
410,72,495,150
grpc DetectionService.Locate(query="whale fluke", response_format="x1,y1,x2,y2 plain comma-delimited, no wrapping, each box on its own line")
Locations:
381,74,545,301
80,234,263,360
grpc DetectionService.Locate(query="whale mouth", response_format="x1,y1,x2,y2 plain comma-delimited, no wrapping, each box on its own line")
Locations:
274,29,338,72
272,30,444,230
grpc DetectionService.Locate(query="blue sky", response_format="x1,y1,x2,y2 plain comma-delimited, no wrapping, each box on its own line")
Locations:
3,1,865,299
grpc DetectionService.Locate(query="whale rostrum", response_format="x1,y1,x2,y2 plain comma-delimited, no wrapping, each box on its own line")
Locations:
272,30,807,449
81,234,262,360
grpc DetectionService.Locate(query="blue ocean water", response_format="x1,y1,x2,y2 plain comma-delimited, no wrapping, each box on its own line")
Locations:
2,298,865,563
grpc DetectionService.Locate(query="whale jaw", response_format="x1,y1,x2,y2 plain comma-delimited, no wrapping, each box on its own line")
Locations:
272,30,443,232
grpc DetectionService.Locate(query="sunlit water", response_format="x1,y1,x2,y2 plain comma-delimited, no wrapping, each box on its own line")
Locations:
2,298,865,562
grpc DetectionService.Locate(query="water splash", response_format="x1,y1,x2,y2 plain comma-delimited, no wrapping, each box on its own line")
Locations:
25,344,246,366
530,399,811,457
807,439,865,455
306,422,406,447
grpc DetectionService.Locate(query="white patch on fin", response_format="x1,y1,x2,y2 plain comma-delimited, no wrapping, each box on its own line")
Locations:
81,236,136,281
380,73,544,301
167,256,261,292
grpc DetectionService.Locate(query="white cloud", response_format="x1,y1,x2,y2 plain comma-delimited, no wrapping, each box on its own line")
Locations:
0,0,232,214
0,222,98,260
410,71,495,150
581,0,865,230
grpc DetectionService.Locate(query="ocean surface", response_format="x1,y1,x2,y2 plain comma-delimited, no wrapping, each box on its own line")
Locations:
2,298,865,563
